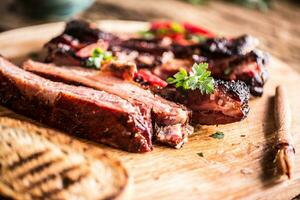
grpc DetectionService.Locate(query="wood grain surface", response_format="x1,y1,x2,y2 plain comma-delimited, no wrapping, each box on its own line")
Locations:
0,21,300,200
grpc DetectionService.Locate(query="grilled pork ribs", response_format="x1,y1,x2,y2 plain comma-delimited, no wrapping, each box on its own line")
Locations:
0,57,153,152
44,20,268,96
23,60,249,125
0,20,267,152
0,57,195,152
22,60,193,149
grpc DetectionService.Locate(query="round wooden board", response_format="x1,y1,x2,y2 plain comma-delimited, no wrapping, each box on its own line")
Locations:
0,20,300,200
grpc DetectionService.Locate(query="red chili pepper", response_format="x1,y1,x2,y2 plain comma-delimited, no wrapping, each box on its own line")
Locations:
149,21,215,44
76,41,109,58
150,21,172,30
135,69,168,88
183,22,215,38
169,34,191,45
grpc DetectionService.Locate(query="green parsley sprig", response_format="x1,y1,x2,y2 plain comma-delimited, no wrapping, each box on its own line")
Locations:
167,62,214,94
86,48,114,69
139,22,185,39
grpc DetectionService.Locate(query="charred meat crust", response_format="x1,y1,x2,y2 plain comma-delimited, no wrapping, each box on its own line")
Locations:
200,39,269,97
43,20,268,97
215,80,250,105
44,20,120,66
199,35,259,58
189,79,250,125
156,80,250,125
0,57,153,152
116,35,268,97
63,20,119,44
39,20,255,127
208,50,268,96
117,38,170,55
23,59,250,126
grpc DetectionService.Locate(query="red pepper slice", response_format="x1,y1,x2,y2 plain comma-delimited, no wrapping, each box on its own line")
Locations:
150,21,172,30
183,22,215,38
135,69,168,88
149,21,215,44
169,34,191,45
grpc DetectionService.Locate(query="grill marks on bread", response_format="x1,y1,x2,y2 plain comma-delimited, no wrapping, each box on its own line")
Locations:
0,119,130,200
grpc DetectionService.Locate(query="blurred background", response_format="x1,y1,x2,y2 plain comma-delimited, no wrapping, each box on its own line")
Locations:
0,0,299,71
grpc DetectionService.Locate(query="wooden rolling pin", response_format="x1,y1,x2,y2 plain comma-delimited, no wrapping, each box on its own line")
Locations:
274,86,295,179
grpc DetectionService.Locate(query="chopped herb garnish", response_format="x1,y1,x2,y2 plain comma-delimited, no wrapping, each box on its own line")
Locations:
138,30,155,39
190,34,207,43
86,48,114,69
157,28,168,36
210,131,224,139
167,62,214,94
197,152,204,157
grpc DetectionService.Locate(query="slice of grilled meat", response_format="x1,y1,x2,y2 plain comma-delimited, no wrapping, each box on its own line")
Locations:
207,50,268,96
150,36,268,96
199,35,259,58
116,35,268,96
152,49,268,97
0,57,153,153
197,36,269,96
44,20,120,66
23,60,193,149
0,117,131,200
155,80,250,125
43,20,268,96
23,60,249,125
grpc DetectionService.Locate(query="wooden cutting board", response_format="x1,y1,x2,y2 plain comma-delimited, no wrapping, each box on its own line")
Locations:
0,20,300,200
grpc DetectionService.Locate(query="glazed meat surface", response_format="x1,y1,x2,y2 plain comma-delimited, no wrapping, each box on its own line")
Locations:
23,60,193,148
197,36,269,96
155,80,250,125
23,60,249,125
123,36,268,96
44,20,268,96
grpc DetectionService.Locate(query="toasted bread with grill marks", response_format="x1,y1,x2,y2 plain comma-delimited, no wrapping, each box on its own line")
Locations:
0,117,131,200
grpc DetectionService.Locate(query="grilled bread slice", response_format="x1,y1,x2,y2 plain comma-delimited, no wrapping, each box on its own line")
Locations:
0,117,131,200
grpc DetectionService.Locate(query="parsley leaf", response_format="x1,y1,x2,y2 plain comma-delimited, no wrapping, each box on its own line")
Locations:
190,34,207,43
138,30,155,39
86,48,114,69
167,62,214,94
209,131,224,139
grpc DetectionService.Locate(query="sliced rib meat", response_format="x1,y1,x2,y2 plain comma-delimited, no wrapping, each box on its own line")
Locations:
22,60,193,148
155,80,250,125
43,20,268,97
197,36,269,96
116,35,268,96
0,57,153,152
23,60,249,125
206,50,268,96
